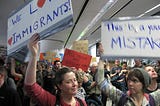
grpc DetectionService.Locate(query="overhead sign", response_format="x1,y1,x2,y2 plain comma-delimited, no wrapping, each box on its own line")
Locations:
7,0,73,61
101,17,160,59
62,49,92,71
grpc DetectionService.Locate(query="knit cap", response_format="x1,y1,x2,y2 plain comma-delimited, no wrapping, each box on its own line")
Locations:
133,68,151,88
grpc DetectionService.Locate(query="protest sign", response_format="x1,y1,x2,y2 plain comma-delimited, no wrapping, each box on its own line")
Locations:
101,16,160,59
72,40,89,54
7,0,73,62
62,48,92,71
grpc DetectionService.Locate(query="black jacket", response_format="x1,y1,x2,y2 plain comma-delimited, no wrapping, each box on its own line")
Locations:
0,82,22,106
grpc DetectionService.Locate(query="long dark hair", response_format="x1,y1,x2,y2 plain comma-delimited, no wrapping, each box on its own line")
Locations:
54,67,75,105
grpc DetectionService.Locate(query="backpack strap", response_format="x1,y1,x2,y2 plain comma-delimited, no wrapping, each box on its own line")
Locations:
75,97,84,106
149,94,156,106
118,93,156,106
55,92,60,106
117,93,128,106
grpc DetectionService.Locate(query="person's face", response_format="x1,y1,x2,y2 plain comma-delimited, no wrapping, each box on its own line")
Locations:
0,72,5,87
115,60,120,66
38,64,42,70
127,77,143,94
48,65,52,71
55,62,61,69
90,64,97,73
98,43,104,55
0,73,4,80
134,59,141,66
58,72,78,95
145,66,158,79
122,63,127,69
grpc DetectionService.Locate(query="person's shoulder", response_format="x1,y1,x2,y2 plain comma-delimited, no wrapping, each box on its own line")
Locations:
3,84,19,96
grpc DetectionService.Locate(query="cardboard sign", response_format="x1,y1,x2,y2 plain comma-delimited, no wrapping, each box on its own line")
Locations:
43,51,56,62
72,40,88,54
7,0,73,61
62,49,92,71
101,16,160,59
39,53,44,61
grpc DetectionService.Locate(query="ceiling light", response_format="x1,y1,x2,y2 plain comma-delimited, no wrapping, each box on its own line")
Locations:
76,0,118,41
138,3,160,17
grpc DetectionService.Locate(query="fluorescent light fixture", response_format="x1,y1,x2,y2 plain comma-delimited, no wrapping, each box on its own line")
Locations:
138,3,160,17
118,17,133,20
76,0,118,41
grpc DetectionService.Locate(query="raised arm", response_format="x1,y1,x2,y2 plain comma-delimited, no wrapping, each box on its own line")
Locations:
11,58,23,79
24,33,40,85
95,59,105,85
95,42,105,85
95,43,123,104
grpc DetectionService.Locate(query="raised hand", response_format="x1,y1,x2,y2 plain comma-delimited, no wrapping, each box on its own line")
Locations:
27,33,40,57
25,33,40,85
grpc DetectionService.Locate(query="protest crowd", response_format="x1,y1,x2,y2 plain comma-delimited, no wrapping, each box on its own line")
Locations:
1,0,160,105
0,33,159,106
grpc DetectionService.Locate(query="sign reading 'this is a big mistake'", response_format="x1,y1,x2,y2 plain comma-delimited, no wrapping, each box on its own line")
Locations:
101,17,160,59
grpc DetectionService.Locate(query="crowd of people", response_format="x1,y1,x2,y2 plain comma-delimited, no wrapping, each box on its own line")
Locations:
0,33,160,106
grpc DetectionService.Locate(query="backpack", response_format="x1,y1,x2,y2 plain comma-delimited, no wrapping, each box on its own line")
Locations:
118,93,156,106
85,94,103,106
55,93,84,106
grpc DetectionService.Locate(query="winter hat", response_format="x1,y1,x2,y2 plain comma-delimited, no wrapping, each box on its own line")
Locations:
133,68,151,88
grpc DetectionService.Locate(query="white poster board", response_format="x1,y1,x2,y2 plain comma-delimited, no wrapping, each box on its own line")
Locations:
7,0,73,62
101,17,160,59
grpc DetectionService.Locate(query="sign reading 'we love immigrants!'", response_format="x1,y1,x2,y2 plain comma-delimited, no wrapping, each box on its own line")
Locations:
62,49,92,71
7,0,73,62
